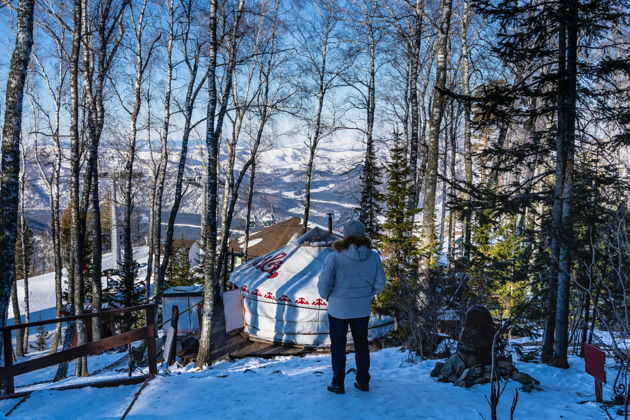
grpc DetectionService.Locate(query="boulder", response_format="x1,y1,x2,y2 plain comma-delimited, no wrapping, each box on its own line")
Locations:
430,362,445,378
496,359,514,370
473,377,490,386
521,382,536,393
511,370,539,385
438,354,465,383
457,305,495,367
457,367,483,387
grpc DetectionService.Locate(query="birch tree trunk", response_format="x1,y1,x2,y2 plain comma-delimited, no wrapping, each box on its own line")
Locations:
355,0,382,238
408,0,423,210
81,0,102,341
122,0,147,314
157,0,209,296
460,0,473,261
198,0,220,368
121,0,158,314
216,13,283,283
244,161,256,261
420,0,453,270
18,180,30,354
297,0,344,234
10,276,23,357
415,0,453,352
303,82,326,234
146,1,174,298
197,0,245,368
32,28,67,352
69,0,89,377
0,2,35,373
85,0,127,339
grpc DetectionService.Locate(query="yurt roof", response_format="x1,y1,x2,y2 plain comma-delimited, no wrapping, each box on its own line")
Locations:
230,227,341,307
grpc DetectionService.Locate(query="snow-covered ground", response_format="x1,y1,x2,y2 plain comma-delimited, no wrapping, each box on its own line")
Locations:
3,246,620,419
8,247,151,325
0,346,616,419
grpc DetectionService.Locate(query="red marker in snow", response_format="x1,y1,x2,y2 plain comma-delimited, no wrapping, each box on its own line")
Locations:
584,343,606,402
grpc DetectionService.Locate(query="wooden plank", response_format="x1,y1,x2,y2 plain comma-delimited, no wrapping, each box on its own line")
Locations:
0,304,156,332
163,306,179,366
162,327,176,367
145,306,157,376
0,327,152,378
52,375,150,391
0,375,151,401
0,391,30,402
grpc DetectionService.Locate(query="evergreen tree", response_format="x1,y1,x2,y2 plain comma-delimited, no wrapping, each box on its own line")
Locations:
166,247,197,287
358,140,384,240
374,132,425,351
30,323,52,352
473,0,630,367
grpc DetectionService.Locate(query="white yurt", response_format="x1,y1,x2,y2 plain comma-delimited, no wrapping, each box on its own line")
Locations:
229,227,395,347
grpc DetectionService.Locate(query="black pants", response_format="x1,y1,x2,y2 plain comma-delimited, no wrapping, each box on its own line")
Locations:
328,314,370,387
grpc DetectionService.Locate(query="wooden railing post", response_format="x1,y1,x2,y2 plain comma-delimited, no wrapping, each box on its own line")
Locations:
146,305,157,376
0,303,159,394
2,329,14,394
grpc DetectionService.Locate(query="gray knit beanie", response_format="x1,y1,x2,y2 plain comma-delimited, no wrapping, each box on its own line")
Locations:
343,219,366,238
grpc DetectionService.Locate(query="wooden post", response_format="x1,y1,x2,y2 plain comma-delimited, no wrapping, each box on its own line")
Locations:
146,305,157,376
2,329,14,394
223,250,229,291
168,306,179,365
595,379,603,403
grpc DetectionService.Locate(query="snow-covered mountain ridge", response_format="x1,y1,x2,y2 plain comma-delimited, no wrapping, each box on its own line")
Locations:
23,137,372,236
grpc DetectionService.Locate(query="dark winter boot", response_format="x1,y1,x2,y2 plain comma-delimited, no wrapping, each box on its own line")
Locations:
327,383,345,394
354,380,369,392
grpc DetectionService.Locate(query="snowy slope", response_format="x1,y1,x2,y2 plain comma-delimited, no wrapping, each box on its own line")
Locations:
8,247,150,324
0,347,611,419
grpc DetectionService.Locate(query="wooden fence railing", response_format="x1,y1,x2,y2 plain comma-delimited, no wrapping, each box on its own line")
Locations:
0,303,157,395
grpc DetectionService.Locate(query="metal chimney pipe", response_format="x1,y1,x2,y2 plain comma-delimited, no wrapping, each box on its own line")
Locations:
327,213,333,233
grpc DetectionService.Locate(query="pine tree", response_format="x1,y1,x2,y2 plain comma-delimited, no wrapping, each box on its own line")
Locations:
358,140,384,240
474,0,630,368
374,132,423,350
30,323,52,352
166,247,196,287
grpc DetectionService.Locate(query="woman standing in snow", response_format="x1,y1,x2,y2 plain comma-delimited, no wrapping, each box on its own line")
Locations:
317,219,386,394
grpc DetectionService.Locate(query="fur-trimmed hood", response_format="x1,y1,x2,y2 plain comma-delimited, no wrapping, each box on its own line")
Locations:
332,235,372,259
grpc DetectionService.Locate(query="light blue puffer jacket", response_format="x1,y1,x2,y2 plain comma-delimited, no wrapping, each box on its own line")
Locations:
317,242,386,319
